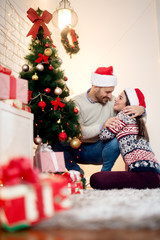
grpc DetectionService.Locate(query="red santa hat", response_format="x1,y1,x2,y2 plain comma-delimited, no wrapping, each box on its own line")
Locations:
91,66,117,87
125,88,146,108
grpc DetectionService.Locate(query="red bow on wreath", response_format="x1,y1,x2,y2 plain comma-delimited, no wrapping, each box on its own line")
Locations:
35,53,49,64
70,29,77,42
51,97,65,111
26,8,52,40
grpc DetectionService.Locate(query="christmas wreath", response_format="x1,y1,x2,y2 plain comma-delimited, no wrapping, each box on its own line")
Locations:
61,26,80,57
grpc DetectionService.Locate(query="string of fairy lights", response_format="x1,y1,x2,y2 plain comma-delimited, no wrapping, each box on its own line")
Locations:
0,0,31,75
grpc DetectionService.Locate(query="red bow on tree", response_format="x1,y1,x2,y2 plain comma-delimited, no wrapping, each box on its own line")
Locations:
51,97,65,111
26,8,52,40
35,53,49,64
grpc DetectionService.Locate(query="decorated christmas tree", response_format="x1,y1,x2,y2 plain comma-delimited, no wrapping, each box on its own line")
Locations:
20,8,81,148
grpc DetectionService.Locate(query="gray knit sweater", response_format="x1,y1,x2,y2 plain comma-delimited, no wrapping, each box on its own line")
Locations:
73,91,116,143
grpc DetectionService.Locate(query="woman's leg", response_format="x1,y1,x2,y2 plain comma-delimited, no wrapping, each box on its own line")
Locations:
90,171,160,190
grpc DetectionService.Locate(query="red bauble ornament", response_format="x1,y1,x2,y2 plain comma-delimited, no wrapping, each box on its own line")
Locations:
64,76,68,81
59,131,67,141
44,88,51,93
45,43,50,48
38,101,46,110
73,107,79,114
49,65,54,70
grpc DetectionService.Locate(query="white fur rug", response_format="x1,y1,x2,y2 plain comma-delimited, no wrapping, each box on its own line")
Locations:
35,188,160,230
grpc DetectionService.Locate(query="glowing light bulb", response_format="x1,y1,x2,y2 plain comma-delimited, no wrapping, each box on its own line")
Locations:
58,9,71,29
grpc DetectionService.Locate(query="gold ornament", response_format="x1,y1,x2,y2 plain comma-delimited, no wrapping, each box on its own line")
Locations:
57,119,61,124
34,135,42,145
28,46,32,50
44,48,52,56
70,137,81,149
35,39,40,44
36,63,44,71
54,87,62,96
32,73,38,80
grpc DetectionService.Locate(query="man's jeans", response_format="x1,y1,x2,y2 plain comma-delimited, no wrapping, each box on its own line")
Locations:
52,137,120,175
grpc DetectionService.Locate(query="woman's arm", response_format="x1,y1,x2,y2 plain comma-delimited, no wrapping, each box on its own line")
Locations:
100,112,127,140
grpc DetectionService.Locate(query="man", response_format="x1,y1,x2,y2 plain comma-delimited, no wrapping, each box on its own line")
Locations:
53,66,145,175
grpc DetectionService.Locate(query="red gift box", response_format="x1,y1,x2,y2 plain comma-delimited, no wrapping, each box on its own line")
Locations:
68,181,83,194
0,65,28,104
0,157,71,232
34,144,66,173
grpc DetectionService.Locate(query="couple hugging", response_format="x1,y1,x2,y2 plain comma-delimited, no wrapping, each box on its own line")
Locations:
53,66,160,190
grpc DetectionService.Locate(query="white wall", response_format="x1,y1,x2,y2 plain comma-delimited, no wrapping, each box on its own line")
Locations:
1,0,160,174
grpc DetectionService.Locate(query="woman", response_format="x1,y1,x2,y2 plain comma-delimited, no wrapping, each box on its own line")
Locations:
90,88,160,189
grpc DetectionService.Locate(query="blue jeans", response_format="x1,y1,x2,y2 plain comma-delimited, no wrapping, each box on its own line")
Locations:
52,137,120,175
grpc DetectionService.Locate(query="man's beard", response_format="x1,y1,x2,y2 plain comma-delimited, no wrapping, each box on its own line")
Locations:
96,96,111,105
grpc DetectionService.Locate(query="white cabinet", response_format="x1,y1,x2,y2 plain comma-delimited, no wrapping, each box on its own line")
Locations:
0,102,34,166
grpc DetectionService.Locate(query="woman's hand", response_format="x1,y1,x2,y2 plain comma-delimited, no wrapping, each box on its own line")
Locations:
102,116,120,129
122,105,145,118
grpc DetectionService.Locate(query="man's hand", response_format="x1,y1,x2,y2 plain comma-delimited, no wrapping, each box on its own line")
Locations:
102,116,120,129
122,105,145,118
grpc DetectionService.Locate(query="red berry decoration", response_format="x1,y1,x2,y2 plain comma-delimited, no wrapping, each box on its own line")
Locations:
49,65,54,70
64,76,68,81
38,101,46,110
73,107,79,114
59,131,67,141
45,43,50,48
44,88,51,93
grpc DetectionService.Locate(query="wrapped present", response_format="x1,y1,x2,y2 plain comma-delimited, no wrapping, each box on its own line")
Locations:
34,144,66,173
64,171,84,194
68,182,83,194
0,64,28,104
3,99,31,112
0,157,71,232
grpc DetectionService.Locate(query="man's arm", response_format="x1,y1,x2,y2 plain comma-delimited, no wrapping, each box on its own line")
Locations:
122,105,145,118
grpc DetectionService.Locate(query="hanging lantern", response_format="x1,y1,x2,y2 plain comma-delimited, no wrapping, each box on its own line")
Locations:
52,0,78,29
38,96,46,111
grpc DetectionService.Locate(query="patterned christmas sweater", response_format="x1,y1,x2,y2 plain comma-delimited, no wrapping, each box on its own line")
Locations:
100,111,160,174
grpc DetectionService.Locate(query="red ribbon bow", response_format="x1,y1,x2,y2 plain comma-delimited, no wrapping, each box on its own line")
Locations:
26,8,52,40
0,157,39,186
70,29,77,43
0,64,12,75
51,97,65,111
35,53,49,64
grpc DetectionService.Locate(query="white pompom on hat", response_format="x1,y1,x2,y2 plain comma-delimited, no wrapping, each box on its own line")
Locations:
124,88,146,108
91,66,117,87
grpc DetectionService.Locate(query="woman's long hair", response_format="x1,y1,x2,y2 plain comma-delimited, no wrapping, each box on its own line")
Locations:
124,91,149,142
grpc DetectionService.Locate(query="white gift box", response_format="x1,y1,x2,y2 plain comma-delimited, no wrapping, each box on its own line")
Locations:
0,101,33,166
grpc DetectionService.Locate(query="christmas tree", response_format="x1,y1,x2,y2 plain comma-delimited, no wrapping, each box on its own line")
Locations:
20,8,81,148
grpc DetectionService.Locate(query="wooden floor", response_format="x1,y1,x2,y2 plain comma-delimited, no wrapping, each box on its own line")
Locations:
1,228,160,240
